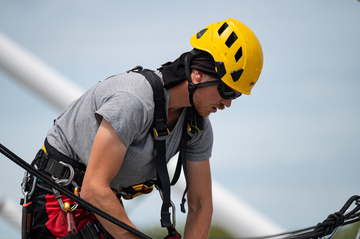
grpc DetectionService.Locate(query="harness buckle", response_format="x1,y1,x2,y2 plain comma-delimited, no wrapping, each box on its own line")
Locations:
187,123,197,137
153,127,170,141
119,182,154,200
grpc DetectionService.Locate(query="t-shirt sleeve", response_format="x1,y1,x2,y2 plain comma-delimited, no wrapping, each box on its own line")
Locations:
185,117,213,161
95,90,154,148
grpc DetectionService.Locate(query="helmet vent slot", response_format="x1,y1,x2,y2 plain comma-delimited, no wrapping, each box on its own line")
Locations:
235,47,243,62
197,28,208,39
218,22,229,36
231,69,244,82
225,32,238,48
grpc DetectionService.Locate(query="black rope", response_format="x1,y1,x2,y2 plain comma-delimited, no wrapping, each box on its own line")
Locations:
232,195,360,239
0,143,152,239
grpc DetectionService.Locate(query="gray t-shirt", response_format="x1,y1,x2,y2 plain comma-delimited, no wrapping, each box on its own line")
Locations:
46,70,213,191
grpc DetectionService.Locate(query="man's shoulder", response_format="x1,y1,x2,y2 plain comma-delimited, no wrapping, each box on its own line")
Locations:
94,71,155,102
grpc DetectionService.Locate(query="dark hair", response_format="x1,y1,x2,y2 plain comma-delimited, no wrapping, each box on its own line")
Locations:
159,50,217,89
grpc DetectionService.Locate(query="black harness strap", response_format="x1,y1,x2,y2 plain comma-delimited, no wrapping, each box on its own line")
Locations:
176,124,190,213
170,106,202,213
133,68,205,226
133,69,173,228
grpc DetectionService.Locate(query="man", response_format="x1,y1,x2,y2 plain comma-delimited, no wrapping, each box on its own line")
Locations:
26,18,263,239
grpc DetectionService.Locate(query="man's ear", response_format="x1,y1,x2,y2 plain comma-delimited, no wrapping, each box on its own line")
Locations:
194,70,204,83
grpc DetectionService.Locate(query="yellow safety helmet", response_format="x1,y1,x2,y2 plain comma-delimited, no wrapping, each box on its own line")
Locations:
190,18,263,95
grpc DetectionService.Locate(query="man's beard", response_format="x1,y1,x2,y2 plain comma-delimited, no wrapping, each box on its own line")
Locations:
195,102,225,118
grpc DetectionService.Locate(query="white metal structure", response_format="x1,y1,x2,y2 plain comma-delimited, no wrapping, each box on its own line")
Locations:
0,193,21,231
0,31,284,237
0,32,84,110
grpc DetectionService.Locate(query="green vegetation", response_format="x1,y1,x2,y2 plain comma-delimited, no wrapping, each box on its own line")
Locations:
144,224,233,238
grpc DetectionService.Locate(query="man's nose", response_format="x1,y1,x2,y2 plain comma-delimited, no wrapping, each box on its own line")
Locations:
221,98,232,108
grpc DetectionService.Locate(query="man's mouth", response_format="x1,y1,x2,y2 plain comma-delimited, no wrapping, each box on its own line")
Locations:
212,104,225,113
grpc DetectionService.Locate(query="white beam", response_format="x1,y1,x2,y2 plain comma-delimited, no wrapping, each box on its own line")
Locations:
212,181,284,237
0,193,21,231
0,32,84,110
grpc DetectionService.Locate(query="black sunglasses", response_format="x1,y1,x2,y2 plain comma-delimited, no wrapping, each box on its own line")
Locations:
194,80,242,100
217,81,242,99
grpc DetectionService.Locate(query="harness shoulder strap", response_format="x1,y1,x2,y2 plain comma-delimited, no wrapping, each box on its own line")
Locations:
136,69,169,138
132,68,173,228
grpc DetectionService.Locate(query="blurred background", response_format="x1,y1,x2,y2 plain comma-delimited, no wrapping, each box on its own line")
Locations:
0,0,359,238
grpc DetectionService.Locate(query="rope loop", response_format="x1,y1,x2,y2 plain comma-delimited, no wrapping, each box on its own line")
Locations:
314,212,344,237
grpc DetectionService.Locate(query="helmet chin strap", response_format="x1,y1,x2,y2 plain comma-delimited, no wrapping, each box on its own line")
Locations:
184,49,221,106
184,50,197,106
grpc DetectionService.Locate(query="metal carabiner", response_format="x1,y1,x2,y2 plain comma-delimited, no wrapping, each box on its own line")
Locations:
21,171,30,195
22,165,38,200
28,165,38,197
54,179,79,211
170,200,176,229
71,181,79,211
23,191,29,205
51,161,75,186
155,185,177,229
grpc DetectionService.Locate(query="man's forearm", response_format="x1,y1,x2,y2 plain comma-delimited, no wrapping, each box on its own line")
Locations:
183,204,213,239
81,186,139,239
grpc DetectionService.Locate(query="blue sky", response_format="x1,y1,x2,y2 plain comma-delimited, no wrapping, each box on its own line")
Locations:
0,0,360,238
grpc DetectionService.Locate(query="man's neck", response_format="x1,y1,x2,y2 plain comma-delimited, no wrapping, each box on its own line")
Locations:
167,80,191,130
168,80,191,113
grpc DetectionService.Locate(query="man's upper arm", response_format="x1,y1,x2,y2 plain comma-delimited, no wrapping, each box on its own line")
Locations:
83,118,127,191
